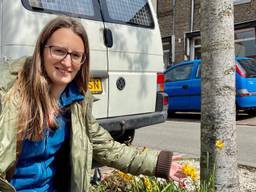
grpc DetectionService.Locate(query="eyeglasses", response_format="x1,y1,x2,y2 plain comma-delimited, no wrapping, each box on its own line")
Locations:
45,45,86,65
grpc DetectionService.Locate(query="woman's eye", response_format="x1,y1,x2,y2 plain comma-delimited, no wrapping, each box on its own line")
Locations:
54,48,66,55
71,53,81,59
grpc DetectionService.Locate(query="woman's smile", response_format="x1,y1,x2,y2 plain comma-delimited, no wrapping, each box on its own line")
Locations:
55,65,72,76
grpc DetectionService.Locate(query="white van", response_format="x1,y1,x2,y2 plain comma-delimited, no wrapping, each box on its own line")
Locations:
0,0,168,143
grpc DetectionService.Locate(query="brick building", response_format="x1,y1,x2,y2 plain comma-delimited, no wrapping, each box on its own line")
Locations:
157,0,256,67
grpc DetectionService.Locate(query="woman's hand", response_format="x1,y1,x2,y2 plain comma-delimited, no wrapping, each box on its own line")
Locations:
169,154,187,182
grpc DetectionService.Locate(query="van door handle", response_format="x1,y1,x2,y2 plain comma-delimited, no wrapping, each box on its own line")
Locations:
182,85,189,89
103,28,113,48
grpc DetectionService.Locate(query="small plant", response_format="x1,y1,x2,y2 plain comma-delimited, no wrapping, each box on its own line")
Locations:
199,139,225,192
90,167,200,192
90,154,222,192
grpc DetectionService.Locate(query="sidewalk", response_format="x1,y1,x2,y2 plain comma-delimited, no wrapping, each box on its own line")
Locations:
237,115,256,126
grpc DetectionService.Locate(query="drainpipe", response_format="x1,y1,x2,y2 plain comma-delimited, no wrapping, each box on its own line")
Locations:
186,0,194,60
172,0,176,35
171,0,176,64
190,0,194,32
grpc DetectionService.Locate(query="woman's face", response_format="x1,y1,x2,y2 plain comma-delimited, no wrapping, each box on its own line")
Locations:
43,28,85,88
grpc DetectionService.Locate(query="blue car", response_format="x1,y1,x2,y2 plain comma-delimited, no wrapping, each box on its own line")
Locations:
164,57,256,115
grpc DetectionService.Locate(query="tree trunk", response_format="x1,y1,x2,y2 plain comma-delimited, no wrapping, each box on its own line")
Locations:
200,0,239,191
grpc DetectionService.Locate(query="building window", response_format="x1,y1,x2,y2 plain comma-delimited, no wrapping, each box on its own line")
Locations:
163,42,170,68
193,37,201,60
162,38,172,68
162,35,175,67
235,28,256,58
233,0,251,5
189,27,256,60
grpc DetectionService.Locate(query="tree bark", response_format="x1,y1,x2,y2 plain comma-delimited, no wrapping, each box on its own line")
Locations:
200,0,239,191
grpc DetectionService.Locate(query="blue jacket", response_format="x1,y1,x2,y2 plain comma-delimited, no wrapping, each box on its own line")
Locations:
10,83,84,191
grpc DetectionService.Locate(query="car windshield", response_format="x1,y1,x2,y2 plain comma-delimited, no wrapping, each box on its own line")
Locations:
238,58,256,77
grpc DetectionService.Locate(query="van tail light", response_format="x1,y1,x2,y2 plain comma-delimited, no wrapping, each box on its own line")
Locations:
163,95,169,106
236,63,246,78
157,73,165,92
155,92,168,112
155,73,168,112
237,89,250,96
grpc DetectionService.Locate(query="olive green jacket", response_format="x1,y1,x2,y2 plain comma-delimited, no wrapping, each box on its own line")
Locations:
0,57,160,192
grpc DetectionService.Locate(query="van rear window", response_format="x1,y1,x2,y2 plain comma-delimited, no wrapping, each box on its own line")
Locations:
238,59,256,77
23,0,98,19
101,0,154,28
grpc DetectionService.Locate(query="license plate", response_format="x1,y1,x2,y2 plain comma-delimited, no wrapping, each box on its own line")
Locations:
88,78,103,94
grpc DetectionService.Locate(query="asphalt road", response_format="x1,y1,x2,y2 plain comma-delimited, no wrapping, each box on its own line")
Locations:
133,113,256,167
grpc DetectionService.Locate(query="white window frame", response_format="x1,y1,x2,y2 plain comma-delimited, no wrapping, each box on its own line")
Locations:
190,37,201,60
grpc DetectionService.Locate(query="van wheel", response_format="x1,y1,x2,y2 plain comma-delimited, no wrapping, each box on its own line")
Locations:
113,130,135,145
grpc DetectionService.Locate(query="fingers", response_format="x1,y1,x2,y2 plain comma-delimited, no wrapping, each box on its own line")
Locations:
174,171,187,179
175,164,182,170
170,175,180,182
169,161,187,183
170,172,186,182
172,154,183,161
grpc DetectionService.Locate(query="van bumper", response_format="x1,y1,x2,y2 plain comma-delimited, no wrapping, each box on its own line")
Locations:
98,111,168,133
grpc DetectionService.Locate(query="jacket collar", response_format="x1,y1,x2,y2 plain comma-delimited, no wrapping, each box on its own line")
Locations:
59,82,84,108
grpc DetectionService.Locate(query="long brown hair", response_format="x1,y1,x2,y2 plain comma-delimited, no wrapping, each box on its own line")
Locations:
14,16,90,141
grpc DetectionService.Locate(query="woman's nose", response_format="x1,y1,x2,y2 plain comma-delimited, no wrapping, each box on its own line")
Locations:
61,54,72,67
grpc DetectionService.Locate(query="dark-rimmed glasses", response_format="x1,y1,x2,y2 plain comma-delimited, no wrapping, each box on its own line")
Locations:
45,45,86,65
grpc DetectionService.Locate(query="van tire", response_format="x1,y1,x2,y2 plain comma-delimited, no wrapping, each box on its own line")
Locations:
112,130,135,145
168,111,175,118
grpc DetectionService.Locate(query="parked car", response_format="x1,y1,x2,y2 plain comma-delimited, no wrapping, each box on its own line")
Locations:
164,57,256,115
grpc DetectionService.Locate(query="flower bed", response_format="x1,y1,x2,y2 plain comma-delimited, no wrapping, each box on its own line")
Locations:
90,159,201,192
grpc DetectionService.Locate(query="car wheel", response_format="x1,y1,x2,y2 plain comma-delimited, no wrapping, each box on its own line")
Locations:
247,110,256,117
168,110,175,117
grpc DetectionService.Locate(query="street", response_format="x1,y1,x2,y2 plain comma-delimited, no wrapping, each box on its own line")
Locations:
133,113,256,167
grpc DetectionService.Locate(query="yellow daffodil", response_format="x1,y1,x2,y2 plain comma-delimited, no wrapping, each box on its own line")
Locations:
182,163,198,182
143,177,152,192
117,170,125,177
189,167,198,181
216,140,224,149
123,173,133,182
117,171,133,182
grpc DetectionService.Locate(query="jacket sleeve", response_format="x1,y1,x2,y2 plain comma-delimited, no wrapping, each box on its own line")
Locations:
0,92,18,192
85,94,160,177
0,59,26,192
